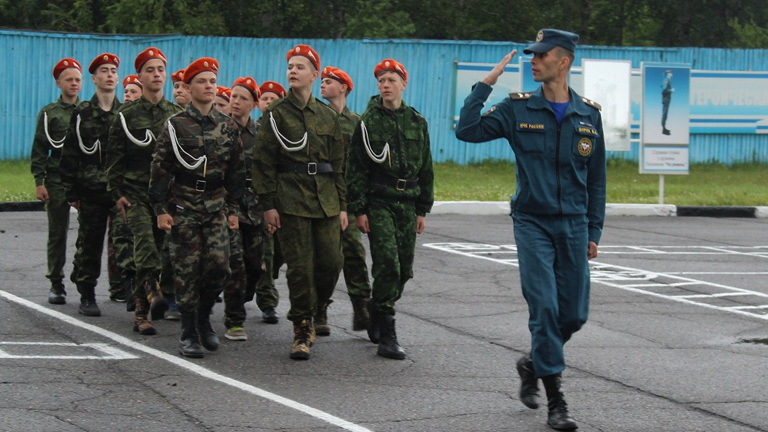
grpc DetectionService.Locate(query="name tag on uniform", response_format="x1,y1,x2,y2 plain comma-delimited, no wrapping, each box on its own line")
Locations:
518,122,545,131
577,126,598,135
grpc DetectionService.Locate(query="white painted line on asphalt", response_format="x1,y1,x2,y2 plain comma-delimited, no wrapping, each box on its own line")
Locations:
424,242,768,321
0,289,375,432
0,341,138,359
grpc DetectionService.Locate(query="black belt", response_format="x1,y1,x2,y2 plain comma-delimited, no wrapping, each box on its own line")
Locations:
370,173,419,191
277,162,333,175
174,172,225,192
126,159,151,172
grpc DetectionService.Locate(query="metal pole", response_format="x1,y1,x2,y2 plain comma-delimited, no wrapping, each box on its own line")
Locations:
659,174,665,204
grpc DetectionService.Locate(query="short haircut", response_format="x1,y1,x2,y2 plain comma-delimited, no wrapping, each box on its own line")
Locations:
555,47,575,70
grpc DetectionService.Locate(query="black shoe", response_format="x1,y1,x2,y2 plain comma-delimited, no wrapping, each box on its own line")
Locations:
262,307,279,324
367,302,381,344
516,353,540,409
78,300,101,317
377,315,406,360
179,312,204,358
48,282,67,305
350,296,370,331
543,374,578,431
149,295,168,321
110,290,127,302
197,304,219,351
662,128,671,135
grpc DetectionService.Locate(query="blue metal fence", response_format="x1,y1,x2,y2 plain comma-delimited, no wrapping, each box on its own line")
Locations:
2,29,767,163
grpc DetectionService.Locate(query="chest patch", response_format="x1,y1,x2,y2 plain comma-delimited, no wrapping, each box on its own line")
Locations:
577,137,593,156
518,122,545,131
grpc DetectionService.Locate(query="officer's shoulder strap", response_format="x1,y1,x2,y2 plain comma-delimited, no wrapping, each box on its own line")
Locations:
508,92,532,101
581,97,602,111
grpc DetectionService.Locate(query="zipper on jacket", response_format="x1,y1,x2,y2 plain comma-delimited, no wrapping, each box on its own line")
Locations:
555,123,563,216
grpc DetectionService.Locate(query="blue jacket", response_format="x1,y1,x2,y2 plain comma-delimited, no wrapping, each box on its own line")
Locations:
455,82,606,244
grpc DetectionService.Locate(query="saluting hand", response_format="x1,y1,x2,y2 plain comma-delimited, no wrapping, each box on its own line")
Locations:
482,49,517,86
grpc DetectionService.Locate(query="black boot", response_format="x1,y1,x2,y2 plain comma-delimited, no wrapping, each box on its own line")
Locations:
48,281,67,305
542,373,578,431
197,297,219,351
124,277,136,312
516,353,540,409
367,302,381,344
377,314,406,360
179,312,204,358
350,295,370,331
78,285,101,317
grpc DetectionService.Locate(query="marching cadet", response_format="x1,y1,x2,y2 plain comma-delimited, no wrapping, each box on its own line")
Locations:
31,58,82,305
171,69,190,108
123,74,142,102
150,57,245,358
346,59,434,360
253,45,346,360
106,47,183,334
222,77,266,341
319,66,372,333
59,53,122,316
214,86,231,115
250,80,287,325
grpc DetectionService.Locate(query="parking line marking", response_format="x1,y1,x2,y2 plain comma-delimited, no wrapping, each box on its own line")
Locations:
0,289,374,432
424,243,768,321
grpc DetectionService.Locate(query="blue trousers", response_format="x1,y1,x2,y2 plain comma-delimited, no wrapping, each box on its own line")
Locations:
513,212,590,378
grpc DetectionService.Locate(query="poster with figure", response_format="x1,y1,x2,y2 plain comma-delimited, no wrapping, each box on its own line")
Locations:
583,59,631,151
642,63,691,144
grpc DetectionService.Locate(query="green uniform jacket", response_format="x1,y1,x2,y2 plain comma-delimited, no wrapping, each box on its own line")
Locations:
346,95,434,217
338,105,361,153
238,116,262,225
149,104,245,217
253,90,346,217
60,94,121,202
31,96,79,186
106,96,183,202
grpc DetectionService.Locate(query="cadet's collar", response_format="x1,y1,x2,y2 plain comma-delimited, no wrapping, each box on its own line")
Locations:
371,94,408,113
527,86,591,116
185,102,216,122
57,95,79,107
340,105,356,120
137,94,166,110
88,93,121,114
238,116,257,136
286,89,319,112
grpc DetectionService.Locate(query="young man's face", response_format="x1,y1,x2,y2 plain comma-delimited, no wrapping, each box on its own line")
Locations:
138,59,166,93
286,56,317,90
377,71,406,106
56,68,82,99
173,81,190,106
229,85,256,122
187,71,217,105
530,49,565,83
214,95,230,115
123,84,141,101
257,92,280,114
92,64,118,92
320,77,346,100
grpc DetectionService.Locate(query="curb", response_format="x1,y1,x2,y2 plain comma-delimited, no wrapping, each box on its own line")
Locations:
2,201,767,218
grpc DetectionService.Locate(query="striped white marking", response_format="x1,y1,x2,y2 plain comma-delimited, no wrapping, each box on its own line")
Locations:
0,341,138,360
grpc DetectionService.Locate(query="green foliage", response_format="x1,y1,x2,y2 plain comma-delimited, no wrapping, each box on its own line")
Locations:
343,0,415,39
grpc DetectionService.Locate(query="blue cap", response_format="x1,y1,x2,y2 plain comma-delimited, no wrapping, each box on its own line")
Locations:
523,29,579,54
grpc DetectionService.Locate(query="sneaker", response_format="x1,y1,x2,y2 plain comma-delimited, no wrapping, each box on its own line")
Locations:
225,327,248,341
164,300,181,321
109,290,127,302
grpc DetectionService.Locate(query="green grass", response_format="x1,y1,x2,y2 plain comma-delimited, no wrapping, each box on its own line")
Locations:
3,158,768,205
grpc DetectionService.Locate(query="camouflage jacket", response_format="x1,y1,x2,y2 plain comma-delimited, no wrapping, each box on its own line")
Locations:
106,95,182,202
60,93,121,201
253,89,346,218
346,95,434,216
149,103,245,217
237,116,262,225
338,105,361,153
30,96,79,186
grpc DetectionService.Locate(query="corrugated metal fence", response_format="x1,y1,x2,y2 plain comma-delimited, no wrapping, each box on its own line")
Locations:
2,29,767,164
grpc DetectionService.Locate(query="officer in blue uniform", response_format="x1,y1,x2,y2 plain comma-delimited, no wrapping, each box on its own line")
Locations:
455,29,606,431
661,70,673,135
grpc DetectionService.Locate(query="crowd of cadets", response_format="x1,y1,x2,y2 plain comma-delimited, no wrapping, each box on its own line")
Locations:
30,44,434,361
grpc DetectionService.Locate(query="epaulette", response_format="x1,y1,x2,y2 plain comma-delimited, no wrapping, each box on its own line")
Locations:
509,92,532,100
75,100,91,112
581,97,602,111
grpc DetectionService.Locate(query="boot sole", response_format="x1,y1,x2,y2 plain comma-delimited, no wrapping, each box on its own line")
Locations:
377,350,406,360
78,308,101,317
134,326,157,335
179,349,204,358
48,297,66,305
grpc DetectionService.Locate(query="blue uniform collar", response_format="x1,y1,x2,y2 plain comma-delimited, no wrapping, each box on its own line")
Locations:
527,86,592,117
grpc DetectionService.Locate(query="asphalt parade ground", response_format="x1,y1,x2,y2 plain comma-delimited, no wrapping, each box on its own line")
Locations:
0,211,767,432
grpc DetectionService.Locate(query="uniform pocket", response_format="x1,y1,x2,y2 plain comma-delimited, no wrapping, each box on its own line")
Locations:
572,124,600,159
515,122,546,154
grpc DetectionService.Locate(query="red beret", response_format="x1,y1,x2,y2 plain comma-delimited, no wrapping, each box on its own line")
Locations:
259,81,286,98
374,59,408,82
88,53,120,74
134,47,167,73
216,86,231,101
286,44,320,71
171,69,185,83
232,77,260,100
184,57,219,84
321,66,354,92
122,74,142,88
52,58,82,80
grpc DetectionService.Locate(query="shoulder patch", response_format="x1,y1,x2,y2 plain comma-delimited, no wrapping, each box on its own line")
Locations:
581,97,602,111
509,92,531,100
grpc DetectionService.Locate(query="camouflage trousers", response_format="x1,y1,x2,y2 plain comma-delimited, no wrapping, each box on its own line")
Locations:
125,195,170,297
168,207,231,314
251,233,282,310
224,220,266,328
107,210,135,295
367,199,417,316
70,189,113,293
342,220,371,298
277,213,342,322
44,181,70,283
